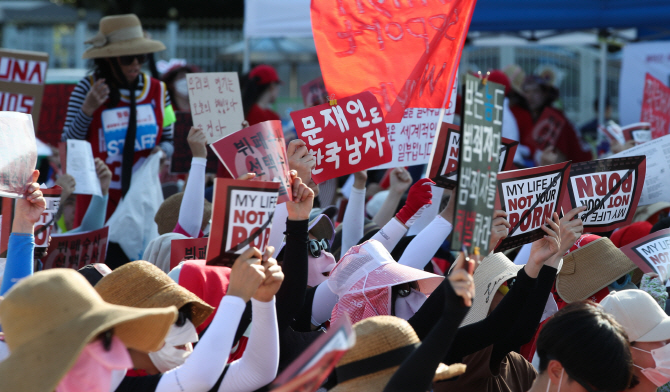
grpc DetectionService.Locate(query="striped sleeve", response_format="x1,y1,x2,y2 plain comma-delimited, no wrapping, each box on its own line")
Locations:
61,77,94,141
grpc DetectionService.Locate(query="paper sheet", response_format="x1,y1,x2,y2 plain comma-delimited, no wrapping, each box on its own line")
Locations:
65,139,102,197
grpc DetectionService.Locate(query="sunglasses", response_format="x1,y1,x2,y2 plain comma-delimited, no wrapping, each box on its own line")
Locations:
119,54,147,66
308,238,330,258
99,329,114,351
175,308,192,327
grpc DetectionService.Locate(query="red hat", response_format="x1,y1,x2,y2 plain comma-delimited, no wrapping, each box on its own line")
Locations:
487,70,511,96
249,64,281,85
610,222,653,248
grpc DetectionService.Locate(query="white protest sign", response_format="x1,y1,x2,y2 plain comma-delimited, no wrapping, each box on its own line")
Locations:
65,140,102,197
0,111,36,198
621,229,670,286
186,72,244,144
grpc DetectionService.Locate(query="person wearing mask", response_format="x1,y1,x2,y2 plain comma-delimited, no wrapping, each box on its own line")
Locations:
242,64,282,126
161,64,201,112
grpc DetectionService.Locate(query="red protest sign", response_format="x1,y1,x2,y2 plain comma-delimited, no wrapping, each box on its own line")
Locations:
34,186,61,248
562,156,646,233
311,0,476,123
641,73,670,140
206,178,279,267
0,49,49,128
494,162,571,252
622,122,652,145
211,120,292,204
290,91,391,183
532,107,566,151
0,112,37,198
170,237,208,270
301,76,328,107
41,226,109,270
621,229,670,285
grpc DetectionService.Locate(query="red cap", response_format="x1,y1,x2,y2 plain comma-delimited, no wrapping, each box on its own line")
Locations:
610,221,653,248
249,64,281,85
487,70,511,96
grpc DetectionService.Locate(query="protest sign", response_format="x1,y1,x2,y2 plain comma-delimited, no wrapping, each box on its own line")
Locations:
206,178,279,267
170,237,208,270
290,91,391,183
34,186,61,248
64,139,102,197
271,315,355,392
41,226,109,270
599,122,625,146
0,49,49,127
186,72,244,144
0,112,37,198
170,111,218,174
532,107,565,150
495,162,571,252
451,75,505,256
37,83,76,146
311,0,476,123
374,108,440,170
211,120,292,203
611,134,670,206
562,156,646,233
301,76,328,107
640,73,670,139
621,229,670,286
499,138,519,171
622,122,652,145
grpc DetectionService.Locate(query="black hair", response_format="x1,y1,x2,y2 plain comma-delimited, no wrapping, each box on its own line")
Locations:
537,302,633,391
91,58,123,108
241,73,272,117
652,216,670,233
176,304,193,327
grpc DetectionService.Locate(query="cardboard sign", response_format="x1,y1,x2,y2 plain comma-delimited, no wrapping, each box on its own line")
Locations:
211,120,292,204
451,75,505,255
41,226,109,270
271,315,355,392
65,139,102,197
186,72,244,144
0,112,37,198
621,229,670,286
532,107,566,150
170,237,208,270
0,49,49,128
562,157,646,233
495,162,571,252
34,186,61,248
640,73,670,139
622,122,652,145
301,76,328,107
170,111,218,174
206,179,279,267
290,91,391,183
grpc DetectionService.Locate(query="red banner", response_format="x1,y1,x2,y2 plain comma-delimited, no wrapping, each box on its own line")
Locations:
170,237,208,270
621,229,670,285
290,91,391,183
311,0,477,123
41,226,109,270
641,73,670,139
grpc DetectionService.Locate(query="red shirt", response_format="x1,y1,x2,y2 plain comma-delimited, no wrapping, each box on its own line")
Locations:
246,103,280,126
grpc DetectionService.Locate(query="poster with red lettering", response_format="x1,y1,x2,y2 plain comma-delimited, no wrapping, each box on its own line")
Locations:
0,112,37,198
494,162,571,252
640,73,670,139
311,0,476,123
301,76,328,107
170,237,208,270
34,186,61,248
561,156,646,233
206,178,279,267
211,120,292,204
290,91,391,183
41,226,109,270
0,49,48,128
621,229,670,286
532,107,566,151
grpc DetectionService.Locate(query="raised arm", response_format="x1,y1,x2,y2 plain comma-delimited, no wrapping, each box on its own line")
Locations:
372,167,411,227
70,158,111,233
341,170,367,255
175,127,207,238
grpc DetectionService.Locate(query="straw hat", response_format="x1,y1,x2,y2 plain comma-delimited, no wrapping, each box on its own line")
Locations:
95,260,214,328
331,316,465,392
155,192,212,235
556,236,636,303
461,252,523,327
0,269,176,392
83,14,165,59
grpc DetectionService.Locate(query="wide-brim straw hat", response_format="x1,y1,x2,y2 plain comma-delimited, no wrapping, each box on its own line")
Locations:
330,316,466,392
95,260,214,328
556,237,636,303
0,269,176,392
155,192,212,235
83,14,165,59
461,252,523,327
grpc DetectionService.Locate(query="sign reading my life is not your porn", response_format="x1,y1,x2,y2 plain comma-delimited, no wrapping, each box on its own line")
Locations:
494,161,571,252
206,178,279,267
621,229,670,286
450,74,505,256
562,156,646,233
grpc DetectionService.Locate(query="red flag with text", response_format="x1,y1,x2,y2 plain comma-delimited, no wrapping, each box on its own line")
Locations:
640,73,670,139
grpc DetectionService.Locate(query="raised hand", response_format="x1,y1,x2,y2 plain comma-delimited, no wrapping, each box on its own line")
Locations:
353,170,367,190
389,167,412,195
227,247,267,303
395,178,434,228
557,206,586,256
187,126,208,159
82,79,109,117
55,173,76,202
95,158,112,196
286,171,315,221
525,212,561,278
287,139,316,186
253,246,285,302
489,210,511,251
13,170,46,234
448,252,475,307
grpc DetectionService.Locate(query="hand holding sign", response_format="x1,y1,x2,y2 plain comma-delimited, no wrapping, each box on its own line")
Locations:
557,206,587,258
525,212,561,278
287,139,316,186
95,158,112,196
253,246,284,303
395,178,434,228
489,210,511,251
227,246,267,303
12,170,45,234
448,252,475,307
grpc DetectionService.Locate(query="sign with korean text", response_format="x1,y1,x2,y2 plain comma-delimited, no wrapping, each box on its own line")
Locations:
301,76,328,107
311,0,476,123
451,76,505,256
622,122,652,145
171,237,208,270
375,108,440,170
186,72,244,144
34,186,61,248
532,106,566,150
494,162,571,252
206,179,279,267
0,112,37,198
290,91,391,183
170,111,218,174
562,157,646,233
640,73,670,139
0,49,48,127
621,229,670,286
211,120,292,204
41,226,109,270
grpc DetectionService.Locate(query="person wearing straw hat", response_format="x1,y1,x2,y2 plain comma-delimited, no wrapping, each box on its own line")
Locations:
0,268,177,392
61,14,176,227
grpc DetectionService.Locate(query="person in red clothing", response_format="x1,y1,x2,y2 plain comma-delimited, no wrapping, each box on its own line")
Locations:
242,64,282,125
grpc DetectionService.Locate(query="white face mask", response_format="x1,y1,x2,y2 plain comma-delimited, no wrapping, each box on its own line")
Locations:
174,78,188,97
148,319,199,373
545,369,564,392
394,288,427,320
633,344,670,387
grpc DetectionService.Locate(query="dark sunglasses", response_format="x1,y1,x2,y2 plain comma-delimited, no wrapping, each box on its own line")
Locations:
175,308,192,327
308,238,330,258
99,329,114,351
119,54,147,66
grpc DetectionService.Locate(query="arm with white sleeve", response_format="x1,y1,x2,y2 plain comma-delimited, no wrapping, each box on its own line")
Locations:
174,127,208,238
340,171,367,255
